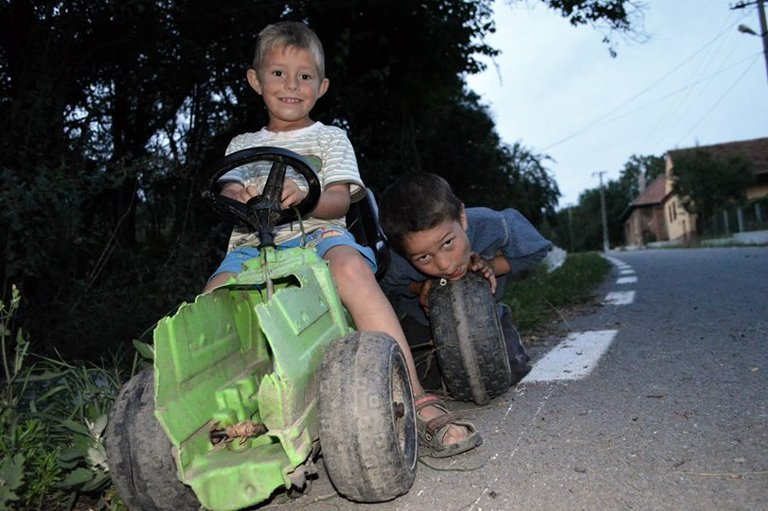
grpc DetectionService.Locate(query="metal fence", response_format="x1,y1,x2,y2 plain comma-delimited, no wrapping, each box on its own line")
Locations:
700,198,768,237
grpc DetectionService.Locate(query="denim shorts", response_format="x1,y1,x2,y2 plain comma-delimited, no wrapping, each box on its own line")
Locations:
211,226,377,278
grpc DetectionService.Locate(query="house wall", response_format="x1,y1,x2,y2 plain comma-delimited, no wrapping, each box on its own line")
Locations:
664,155,697,241
625,143,766,246
746,182,768,201
663,195,696,241
625,210,642,246
649,206,667,241
624,205,668,246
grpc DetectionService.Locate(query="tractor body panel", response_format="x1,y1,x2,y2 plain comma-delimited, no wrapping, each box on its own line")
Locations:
153,247,351,510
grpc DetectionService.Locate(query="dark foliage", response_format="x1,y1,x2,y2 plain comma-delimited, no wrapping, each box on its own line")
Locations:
0,0,636,359
671,148,755,233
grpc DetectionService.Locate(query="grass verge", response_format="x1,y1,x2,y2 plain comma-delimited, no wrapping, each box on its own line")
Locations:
504,252,612,336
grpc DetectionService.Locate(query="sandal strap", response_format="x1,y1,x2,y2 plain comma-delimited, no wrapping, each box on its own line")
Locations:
414,394,465,436
424,412,463,435
414,394,444,412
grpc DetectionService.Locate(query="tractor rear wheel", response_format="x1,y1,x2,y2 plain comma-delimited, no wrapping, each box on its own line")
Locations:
105,368,199,510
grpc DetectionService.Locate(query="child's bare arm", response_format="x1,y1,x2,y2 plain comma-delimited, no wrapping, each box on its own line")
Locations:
487,254,512,277
220,182,245,200
302,182,351,219
469,253,497,293
222,180,350,219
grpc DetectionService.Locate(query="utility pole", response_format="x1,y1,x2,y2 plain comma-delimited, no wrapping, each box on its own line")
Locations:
734,0,768,85
593,171,610,252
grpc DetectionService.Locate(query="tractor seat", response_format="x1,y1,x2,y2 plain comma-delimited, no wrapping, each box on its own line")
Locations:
345,189,391,280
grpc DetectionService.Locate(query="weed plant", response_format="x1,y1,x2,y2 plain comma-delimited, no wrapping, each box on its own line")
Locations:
1,286,132,510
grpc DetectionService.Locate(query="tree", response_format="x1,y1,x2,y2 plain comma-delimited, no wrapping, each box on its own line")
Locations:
671,148,755,233
0,0,641,358
618,154,665,200
546,152,663,251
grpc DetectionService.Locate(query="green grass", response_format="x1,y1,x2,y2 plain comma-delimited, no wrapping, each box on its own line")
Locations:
504,252,612,335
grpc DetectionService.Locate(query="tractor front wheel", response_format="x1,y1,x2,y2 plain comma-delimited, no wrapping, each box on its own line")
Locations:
318,331,417,502
428,272,513,405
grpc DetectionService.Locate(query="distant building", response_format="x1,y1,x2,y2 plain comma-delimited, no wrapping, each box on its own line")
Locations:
622,175,669,246
622,136,768,247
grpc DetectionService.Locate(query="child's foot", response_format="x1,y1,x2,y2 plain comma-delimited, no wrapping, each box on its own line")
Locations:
414,394,482,458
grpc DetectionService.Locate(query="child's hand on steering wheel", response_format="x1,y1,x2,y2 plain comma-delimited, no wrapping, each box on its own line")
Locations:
280,178,308,209
220,183,260,203
469,253,497,294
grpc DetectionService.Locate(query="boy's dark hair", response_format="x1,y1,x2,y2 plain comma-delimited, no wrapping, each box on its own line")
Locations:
380,173,463,254
253,21,325,80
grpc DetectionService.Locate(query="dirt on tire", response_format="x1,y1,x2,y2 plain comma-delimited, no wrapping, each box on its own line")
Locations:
105,368,199,511
428,272,512,404
318,331,417,502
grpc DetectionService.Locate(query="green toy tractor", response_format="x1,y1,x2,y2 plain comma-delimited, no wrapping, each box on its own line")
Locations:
105,147,418,511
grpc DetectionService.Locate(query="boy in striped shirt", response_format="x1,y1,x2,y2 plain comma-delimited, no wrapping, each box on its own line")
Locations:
205,21,481,458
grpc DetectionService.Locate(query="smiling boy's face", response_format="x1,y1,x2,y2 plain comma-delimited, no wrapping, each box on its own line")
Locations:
247,44,329,132
401,210,472,280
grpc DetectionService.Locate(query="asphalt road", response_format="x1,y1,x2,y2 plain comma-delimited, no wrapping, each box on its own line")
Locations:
268,246,768,511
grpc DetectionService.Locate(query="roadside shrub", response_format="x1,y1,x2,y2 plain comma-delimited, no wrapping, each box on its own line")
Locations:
1,286,127,510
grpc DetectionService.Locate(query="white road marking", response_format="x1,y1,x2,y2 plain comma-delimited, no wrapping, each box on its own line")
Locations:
603,255,625,266
619,269,635,275
525,330,619,382
616,276,638,284
604,290,635,305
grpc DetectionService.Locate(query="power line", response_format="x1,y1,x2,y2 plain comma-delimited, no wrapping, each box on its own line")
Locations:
637,12,747,149
674,58,759,146
541,15,747,151
546,52,761,148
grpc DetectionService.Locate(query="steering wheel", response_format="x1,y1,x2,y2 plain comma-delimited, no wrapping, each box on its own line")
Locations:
202,147,321,246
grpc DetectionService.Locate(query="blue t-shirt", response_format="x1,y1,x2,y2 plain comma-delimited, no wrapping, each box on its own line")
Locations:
380,207,551,323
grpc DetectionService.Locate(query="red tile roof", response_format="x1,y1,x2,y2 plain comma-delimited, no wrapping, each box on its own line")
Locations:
631,174,667,207
667,136,768,175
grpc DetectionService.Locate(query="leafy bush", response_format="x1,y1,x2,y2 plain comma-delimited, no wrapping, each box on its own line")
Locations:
1,286,127,510
1,286,64,509
0,418,64,509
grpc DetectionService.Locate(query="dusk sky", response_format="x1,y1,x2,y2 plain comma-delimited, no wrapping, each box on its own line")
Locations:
467,0,768,206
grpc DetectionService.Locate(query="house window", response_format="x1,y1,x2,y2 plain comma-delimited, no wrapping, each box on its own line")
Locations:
672,202,677,221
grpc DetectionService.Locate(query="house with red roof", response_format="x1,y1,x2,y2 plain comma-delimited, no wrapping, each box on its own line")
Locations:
622,136,768,247
622,174,675,246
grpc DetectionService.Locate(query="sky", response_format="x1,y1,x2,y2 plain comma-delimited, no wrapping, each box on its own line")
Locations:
466,0,768,207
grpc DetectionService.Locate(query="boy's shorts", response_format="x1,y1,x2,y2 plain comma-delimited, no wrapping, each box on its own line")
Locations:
211,226,377,278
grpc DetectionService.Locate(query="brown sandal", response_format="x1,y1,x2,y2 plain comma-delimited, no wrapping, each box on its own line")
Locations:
414,394,482,458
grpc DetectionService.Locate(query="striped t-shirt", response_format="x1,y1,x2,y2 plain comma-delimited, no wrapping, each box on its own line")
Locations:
221,122,365,249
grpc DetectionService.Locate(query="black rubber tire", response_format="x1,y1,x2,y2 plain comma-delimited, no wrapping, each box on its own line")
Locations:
105,368,200,511
318,331,417,502
428,272,513,404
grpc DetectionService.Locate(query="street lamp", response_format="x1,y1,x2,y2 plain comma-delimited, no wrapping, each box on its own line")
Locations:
734,0,768,85
738,23,759,35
